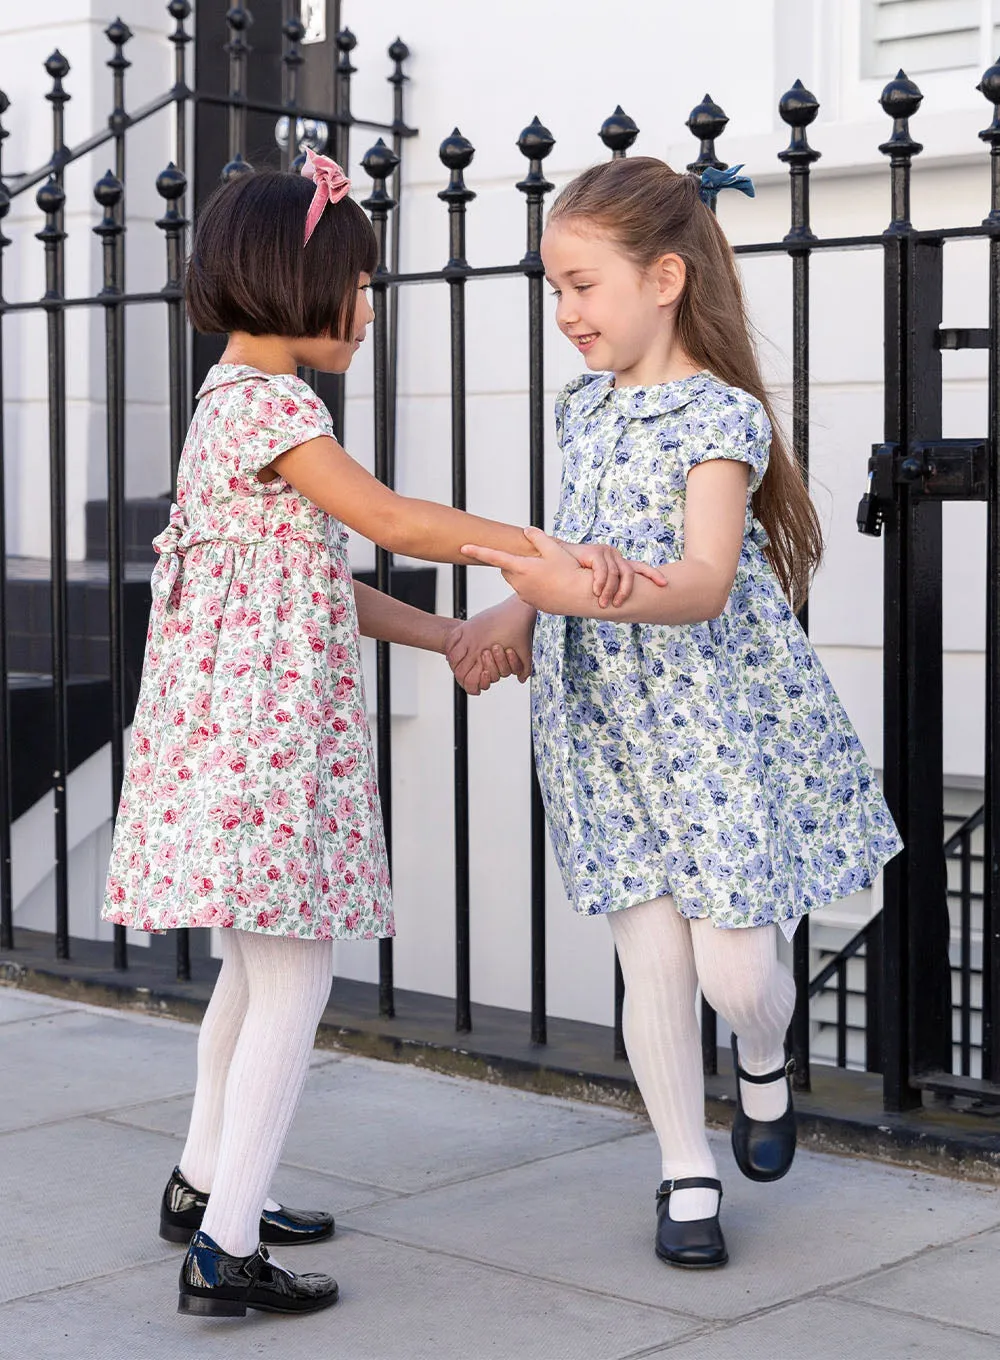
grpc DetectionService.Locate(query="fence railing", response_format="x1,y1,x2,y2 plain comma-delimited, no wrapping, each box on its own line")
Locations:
2,2,1000,1118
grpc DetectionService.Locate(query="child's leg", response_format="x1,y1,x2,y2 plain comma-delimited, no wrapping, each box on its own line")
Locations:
690,918,796,1122
178,930,249,1193
608,896,719,1221
199,932,334,1257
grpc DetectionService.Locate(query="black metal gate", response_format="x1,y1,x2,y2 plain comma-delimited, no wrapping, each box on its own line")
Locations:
2,2,1000,1124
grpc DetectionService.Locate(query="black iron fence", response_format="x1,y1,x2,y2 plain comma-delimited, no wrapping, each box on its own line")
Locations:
2,2,999,1121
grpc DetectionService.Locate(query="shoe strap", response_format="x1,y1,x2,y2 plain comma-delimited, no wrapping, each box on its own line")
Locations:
735,1055,795,1084
656,1176,723,1205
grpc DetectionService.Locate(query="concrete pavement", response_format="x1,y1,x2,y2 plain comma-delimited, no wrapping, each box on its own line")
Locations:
2,986,999,1359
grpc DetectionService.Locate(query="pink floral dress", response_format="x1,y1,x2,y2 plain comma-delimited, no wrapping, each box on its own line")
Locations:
101,364,393,941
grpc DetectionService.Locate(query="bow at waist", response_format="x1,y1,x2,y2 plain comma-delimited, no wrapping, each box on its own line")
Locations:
152,504,325,556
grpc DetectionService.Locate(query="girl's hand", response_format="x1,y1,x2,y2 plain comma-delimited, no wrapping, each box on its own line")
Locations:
445,596,536,695
559,541,667,607
460,528,613,616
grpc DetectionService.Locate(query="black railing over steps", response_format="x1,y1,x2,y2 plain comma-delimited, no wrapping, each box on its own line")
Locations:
811,805,986,1087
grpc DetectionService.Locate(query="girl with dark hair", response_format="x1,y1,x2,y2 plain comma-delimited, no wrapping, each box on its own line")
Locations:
451,156,902,1269
101,152,663,1319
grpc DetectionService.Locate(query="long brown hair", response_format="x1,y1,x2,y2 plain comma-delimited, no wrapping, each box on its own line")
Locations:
549,157,822,607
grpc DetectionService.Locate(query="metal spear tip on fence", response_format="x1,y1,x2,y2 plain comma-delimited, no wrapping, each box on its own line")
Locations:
517,116,555,160
599,105,639,157
225,4,252,32
45,50,70,82
337,27,358,55
282,15,306,44
220,153,253,181
685,94,728,174
880,69,923,119
156,161,187,202
93,168,123,210
779,79,820,128
388,37,410,63
439,128,474,171
977,57,1000,135
36,177,65,215
878,69,923,158
105,18,133,51
167,0,192,18
361,137,400,181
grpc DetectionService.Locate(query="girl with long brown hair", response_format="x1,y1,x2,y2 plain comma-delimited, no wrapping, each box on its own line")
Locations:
450,156,901,1269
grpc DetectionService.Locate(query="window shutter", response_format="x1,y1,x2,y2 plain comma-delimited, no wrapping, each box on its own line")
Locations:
864,0,982,77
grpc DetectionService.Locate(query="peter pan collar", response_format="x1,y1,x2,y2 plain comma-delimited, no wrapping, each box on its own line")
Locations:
573,370,713,421
196,363,300,399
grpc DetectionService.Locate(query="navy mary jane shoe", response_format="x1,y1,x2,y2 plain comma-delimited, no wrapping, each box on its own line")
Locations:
160,1166,335,1246
654,1177,728,1269
178,1230,339,1317
730,1034,797,1182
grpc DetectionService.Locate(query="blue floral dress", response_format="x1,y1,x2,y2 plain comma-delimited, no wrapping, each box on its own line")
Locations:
531,370,902,929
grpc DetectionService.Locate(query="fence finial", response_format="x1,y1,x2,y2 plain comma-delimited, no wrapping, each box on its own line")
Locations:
879,69,923,234
167,0,192,89
516,117,555,271
978,56,1000,228
388,37,409,88
0,90,9,260
685,94,727,175
361,137,400,273
93,169,124,297
45,50,71,170
599,106,639,160
439,129,475,274
778,79,820,245
105,20,133,140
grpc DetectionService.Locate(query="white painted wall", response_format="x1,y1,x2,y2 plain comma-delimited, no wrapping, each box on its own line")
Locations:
4,1,993,1024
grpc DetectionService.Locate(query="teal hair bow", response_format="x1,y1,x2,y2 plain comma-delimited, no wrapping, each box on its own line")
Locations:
698,164,755,208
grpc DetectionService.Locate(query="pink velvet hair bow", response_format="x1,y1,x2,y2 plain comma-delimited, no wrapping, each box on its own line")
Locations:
301,148,351,245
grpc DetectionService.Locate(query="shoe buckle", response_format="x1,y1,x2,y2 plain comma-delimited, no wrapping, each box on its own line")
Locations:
784,1056,796,1077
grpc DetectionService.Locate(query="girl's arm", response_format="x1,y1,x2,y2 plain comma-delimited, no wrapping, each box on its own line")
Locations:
271,436,666,607
353,582,531,695
353,579,455,652
460,461,750,626
274,434,531,565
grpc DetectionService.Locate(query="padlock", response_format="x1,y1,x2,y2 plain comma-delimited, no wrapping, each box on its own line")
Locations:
856,471,883,537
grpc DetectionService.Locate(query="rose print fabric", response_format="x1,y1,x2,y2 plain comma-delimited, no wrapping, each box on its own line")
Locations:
531,371,902,928
102,364,392,940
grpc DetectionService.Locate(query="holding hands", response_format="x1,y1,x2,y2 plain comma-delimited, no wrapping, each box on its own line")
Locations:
446,531,667,695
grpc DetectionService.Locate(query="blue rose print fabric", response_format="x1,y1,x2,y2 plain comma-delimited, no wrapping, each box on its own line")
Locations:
531,370,902,929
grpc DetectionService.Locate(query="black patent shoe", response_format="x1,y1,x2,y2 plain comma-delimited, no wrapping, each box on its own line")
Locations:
178,1230,339,1317
730,1034,797,1183
160,1166,335,1246
654,1177,728,1269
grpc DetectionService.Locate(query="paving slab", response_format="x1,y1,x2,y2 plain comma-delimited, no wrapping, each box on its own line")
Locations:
111,1055,643,1191
0,1230,703,1360
342,1129,1000,1322
0,1116,397,1305
0,991,69,1025
643,1295,1000,1359
0,1009,202,1132
834,1225,1000,1337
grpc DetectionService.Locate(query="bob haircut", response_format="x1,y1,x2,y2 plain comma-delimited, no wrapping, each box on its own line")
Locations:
185,168,378,339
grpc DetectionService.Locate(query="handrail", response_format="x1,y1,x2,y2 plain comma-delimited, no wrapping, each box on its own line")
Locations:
7,89,183,199
809,803,985,999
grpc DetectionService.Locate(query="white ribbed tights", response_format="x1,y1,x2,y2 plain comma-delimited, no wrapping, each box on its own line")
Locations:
608,895,796,1222
177,930,334,1257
